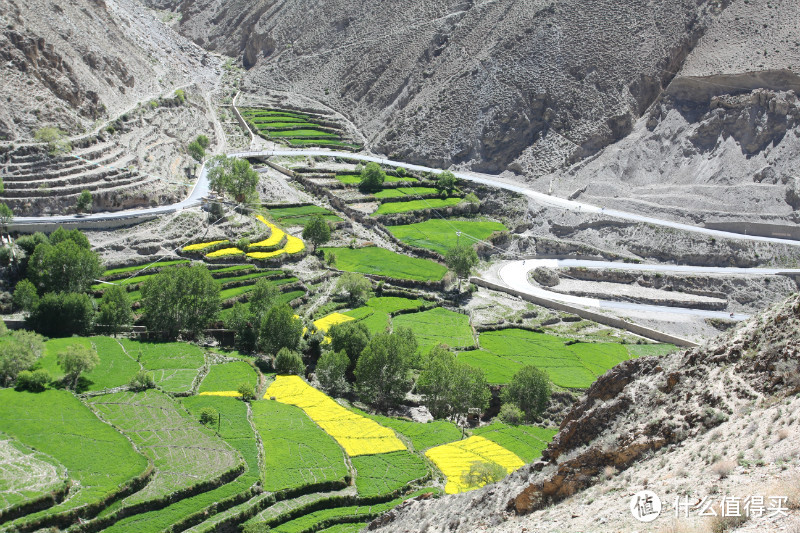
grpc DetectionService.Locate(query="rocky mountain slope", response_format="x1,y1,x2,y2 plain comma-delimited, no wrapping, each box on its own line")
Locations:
368,292,800,533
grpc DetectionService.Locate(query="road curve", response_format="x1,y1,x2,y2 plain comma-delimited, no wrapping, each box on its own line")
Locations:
10,147,800,250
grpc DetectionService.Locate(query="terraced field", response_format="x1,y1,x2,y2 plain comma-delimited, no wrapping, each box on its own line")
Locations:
351,451,429,498
393,307,475,354
267,205,343,227
199,361,258,395
240,108,361,150
37,337,140,391
334,173,418,185
321,246,447,282
388,219,508,254
0,435,68,513
119,339,206,393
373,197,462,215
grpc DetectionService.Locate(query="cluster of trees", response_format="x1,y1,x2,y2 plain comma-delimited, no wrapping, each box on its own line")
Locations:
187,135,210,162
207,155,259,203
301,214,331,253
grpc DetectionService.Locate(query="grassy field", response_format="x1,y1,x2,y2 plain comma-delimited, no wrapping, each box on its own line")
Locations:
334,174,418,185
322,247,447,282
373,197,462,215
37,337,140,391
88,390,240,509
388,219,507,254
472,422,556,463
268,205,342,227
119,340,206,393
198,361,257,394
393,307,474,354
101,396,260,533
373,186,439,199
351,451,428,498
250,400,349,492
459,328,636,388
0,390,148,523
0,434,68,512
341,297,432,337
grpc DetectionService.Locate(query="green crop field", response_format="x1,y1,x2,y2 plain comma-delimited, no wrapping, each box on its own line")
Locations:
288,139,361,149
218,290,305,321
357,412,462,451
460,328,636,388
366,296,428,314
268,129,337,138
250,400,348,492
268,205,343,227
92,273,157,290
373,186,439,199
102,259,190,277
393,307,474,354
215,271,285,285
240,109,308,120
0,390,148,524
101,396,260,533
318,524,367,533
351,451,428,498
334,174,418,185
342,298,431,337
219,277,298,301
322,247,447,282
37,337,139,391
88,390,240,509
248,116,308,124
211,264,255,274
255,122,319,130
472,422,556,463
198,361,257,394
388,219,508,254
0,434,68,511
119,339,205,393
373,197,463,215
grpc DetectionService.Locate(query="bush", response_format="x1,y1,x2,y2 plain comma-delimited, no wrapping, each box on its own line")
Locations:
129,370,155,391
199,407,218,426
237,237,251,251
461,461,507,488
710,460,736,480
0,246,10,266
464,192,480,205
326,251,337,266
358,162,386,193
274,347,305,376
196,134,210,149
237,382,255,401
15,369,50,392
336,272,371,306
175,89,186,104
497,403,525,425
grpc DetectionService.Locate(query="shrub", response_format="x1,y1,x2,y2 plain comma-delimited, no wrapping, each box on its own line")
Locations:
199,407,218,426
174,89,185,104
237,382,255,401
497,403,525,425
129,370,155,391
464,192,480,205
326,251,337,266
237,237,251,250
336,272,371,306
461,461,507,488
196,134,210,149
0,246,10,266
57,343,100,390
358,162,386,193
710,460,736,480
15,368,50,392
187,140,205,162
34,127,71,155
274,347,304,376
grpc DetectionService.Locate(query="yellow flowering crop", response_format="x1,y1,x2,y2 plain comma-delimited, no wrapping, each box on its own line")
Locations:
253,216,285,248
425,436,524,494
313,313,354,333
198,391,242,397
247,250,286,260
206,247,245,258
183,240,229,252
284,235,305,254
266,375,405,456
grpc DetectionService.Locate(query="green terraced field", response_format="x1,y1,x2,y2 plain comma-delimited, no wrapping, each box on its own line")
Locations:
102,260,190,277
288,139,361,149
88,391,240,509
388,219,508,254
211,264,255,274
393,307,475,354
215,271,285,285
268,205,343,227
38,337,140,391
334,174,418,185
341,298,431,337
373,186,439,199
119,339,206,393
218,290,306,321
321,247,447,282
198,361,257,393
0,435,68,512
356,412,462,451
101,396,260,533
351,451,428,498
0,390,148,524
219,277,298,301
255,122,319,130
250,400,348,492
373,197,463,215
472,422,556,462
460,328,636,388
268,129,337,138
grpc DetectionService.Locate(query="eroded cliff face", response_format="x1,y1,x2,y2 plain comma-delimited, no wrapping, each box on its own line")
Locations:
168,0,720,174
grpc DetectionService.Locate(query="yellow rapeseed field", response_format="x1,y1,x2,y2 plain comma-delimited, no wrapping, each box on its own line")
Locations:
247,250,286,260
206,247,245,258
313,313,354,333
183,240,229,252
253,216,285,248
265,376,406,456
198,391,242,397
425,436,524,494
284,235,305,254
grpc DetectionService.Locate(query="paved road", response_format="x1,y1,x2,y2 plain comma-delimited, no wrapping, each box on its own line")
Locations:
491,260,762,320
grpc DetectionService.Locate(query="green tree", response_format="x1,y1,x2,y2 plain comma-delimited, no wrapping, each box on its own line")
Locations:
445,241,479,290
497,403,525,425
207,155,260,203
449,362,490,425
141,265,220,339
0,203,12,238
273,347,305,375
316,350,350,397
225,302,258,353
13,279,39,312
358,162,386,193
302,215,331,252
248,278,280,322
237,382,255,401
417,346,456,419
129,370,155,391
76,190,93,213
259,304,303,355
328,320,371,377
435,171,457,197
48,227,91,249
57,344,100,390
502,365,551,421
0,330,44,386
199,407,218,426
14,232,48,257
15,368,50,392
196,135,210,149
335,273,371,306
461,461,507,488
98,285,132,336
355,328,418,410
28,292,95,337
187,140,205,162
27,239,102,294
34,127,71,156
